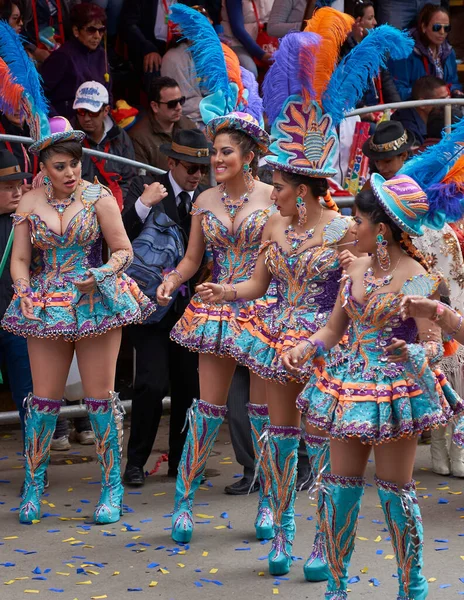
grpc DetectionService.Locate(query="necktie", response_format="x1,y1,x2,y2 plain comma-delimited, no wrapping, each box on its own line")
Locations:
177,191,191,221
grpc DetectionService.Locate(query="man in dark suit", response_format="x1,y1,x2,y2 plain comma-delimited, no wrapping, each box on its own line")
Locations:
122,128,209,485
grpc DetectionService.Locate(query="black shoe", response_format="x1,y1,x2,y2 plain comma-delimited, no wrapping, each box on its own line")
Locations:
296,467,312,491
123,464,145,487
224,475,259,495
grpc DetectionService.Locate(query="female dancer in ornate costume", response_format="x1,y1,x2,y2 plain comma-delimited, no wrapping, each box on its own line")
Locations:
197,11,414,579
156,5,274,545
287,164,464,599
0,23,154,525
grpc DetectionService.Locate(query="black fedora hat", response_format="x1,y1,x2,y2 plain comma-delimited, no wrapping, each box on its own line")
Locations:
160,128,211,164
362,121,415,160
0,149,31,181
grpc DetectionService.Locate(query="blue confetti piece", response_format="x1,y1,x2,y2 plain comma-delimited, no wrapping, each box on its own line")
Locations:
257,556,267,560
154,546,165,550
44,568,51,574
103,532,116,537
435,547,448,551
211,580,223,586
195,520,211,524
227,521,233,529
194,582,203,587
128,492,142,495
306,516,314,521
0,480,11,483
438,498,449,504
194,569,202,573
139,542,151,547
235,548,251,551
77,568,85,574
140,519,152,523
220,512,229,519
49,589,64,593
147,563,160,569
434,539,449,543
125,543,136,548
275,577,289,581
368,578,380,587
194,503,209,506
32,567,41,574
348,576,360,584
376,549,384,555
439,584,451,589
80,499,90,504
47,530,60,533
32,576,47,581
459,578,464,584
127,588,143,592
273,581,280,586
72,556,86,559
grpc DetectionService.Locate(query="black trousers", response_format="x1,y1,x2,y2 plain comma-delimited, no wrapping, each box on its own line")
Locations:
126,318,199,472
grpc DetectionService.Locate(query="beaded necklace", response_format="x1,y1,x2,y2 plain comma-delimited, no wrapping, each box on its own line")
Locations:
363,256,402,298
285,207,323,253
219,183,249,222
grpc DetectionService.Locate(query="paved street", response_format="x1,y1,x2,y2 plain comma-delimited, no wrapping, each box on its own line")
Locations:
0,418,464,599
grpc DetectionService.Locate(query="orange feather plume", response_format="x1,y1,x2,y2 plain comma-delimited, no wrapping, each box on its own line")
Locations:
442,152,464,188
0,57,24,117
221,43,245,105
303,7,354,106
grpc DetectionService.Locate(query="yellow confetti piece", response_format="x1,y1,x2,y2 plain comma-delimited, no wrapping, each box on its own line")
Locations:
76,580,92,585
258,572,265,577
56,573,70,577
4,580,15,585
199,486,209,491
202,551,208,557
81,477,93,480
385,555,395,560
132,536,142,540
112,572,119,576
214,526,227,530
159,568,169,575
209,569,218,574
24,590,39,594
100,530,111,534
178,550,186,555
86,570,99,576
360,567,368,574
273,588,279,595
461,556,464,561
374,536,382,543
420,467,429,471
48,503,55,508
177,563,185,568
196,514,214,519
70,517,86,521
223,457,231,460
91,596,108,599
220,462,233,465
15,578,29,581
62,538,75,543
357,537,368,541
450,491,462,495
153,492,166,497
437,486,449,491
66,564,74,568
67,488,73,492
59,518,70,521
70,541,83,545
31,520,40,525
149,581,158,587
4,536,18,540
428,578,437,583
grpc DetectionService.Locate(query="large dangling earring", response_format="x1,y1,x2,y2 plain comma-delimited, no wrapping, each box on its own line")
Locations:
376,233,391,271
296,196,307,226
243,163,255,194
43,175,54,200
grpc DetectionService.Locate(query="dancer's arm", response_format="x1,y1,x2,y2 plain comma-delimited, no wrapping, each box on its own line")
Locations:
400,296,464,344
157,214,206,306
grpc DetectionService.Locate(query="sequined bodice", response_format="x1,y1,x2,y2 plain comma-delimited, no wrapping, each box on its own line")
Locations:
194,206,274,285
340,273,439,375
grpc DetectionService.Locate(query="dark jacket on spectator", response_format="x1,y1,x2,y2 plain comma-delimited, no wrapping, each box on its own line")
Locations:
41,38,111,120
391,107,426,145
0,115,35,179
0,213,13,319
341,34,400,107
128,110,196,172
390,28,462,100
120,0,166,67
79,116,136,202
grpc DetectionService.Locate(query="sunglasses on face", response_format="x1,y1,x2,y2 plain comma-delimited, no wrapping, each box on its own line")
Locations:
84,25,106,35
179,161,208,175
159,96,186,110
431,23,451,33
76,107,104,117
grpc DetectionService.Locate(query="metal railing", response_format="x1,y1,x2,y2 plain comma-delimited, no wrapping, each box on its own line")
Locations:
0,96,463,425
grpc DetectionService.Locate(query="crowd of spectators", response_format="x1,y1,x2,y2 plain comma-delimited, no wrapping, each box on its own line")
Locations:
0,0,463,482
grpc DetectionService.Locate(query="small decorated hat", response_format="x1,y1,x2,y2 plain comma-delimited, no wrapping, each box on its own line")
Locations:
29,116,85,155
265,97,338,178
206,111,270,154
370,173,429,237
362,121,415,160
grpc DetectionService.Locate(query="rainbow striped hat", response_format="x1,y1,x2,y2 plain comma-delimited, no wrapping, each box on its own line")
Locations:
370,173,429,237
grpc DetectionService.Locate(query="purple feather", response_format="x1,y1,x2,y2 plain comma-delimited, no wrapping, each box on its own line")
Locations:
239,67,263,122
263,31,321,125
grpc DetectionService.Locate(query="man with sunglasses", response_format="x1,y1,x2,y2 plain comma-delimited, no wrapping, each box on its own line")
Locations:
121,128,209,487
73,81,135,209
129,77,196,173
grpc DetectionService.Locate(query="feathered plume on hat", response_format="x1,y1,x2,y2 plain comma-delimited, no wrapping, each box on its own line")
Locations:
0,21,84,154
263,8,414,178
168,3,269,151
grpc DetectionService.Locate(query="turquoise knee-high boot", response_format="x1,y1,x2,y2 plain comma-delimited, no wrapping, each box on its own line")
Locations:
85,393,125,524
19,394,61,523
321,473,365,600
172,399,227,543
302,433,330,582
248,403,274,540
267,425,300,576
375,476,428,600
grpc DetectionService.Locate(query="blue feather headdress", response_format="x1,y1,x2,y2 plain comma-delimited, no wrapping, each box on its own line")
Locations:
322,25,414,127
400,117,464,229
0,21,50,141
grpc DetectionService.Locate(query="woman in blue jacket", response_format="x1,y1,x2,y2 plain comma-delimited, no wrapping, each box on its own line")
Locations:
390,3,463,100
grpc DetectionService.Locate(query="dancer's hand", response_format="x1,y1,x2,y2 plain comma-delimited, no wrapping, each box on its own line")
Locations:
400,296,437,321
157,281,175,306
140,181,168,208
385,337,408,363
338,250,356,271
196,283,225,302
74,272,97,293
282,342,307,375
20,297,41,321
